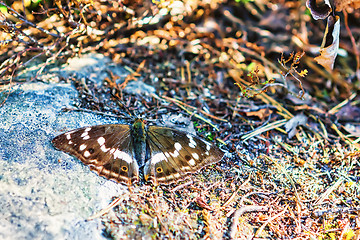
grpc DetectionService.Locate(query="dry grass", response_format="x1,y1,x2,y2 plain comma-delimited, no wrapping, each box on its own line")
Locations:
1,0,360,239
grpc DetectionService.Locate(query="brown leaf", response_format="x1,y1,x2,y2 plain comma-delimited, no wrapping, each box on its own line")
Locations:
244,108,273,119
314,15,340,70
307,0,360,17
334,0,360,11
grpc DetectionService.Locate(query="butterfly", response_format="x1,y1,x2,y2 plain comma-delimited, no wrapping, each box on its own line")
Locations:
52,118,224,185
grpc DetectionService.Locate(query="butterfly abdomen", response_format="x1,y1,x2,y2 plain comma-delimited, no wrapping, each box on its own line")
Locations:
131,119,147,167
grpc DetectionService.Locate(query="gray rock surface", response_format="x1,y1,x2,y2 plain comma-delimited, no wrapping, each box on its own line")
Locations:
0,67,129,239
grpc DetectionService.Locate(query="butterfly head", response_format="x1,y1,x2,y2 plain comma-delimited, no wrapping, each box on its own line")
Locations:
131,119,146,142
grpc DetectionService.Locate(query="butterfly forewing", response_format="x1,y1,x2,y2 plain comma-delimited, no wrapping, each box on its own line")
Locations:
144,126,224,184
52,125,139,184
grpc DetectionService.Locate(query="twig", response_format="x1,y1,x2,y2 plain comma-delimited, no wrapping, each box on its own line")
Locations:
0,2,60,38
241,119,287,141
343,9,360,81
170,180,193,192
331,124,360,150
222,177,251,209
264,155,303,209
254,207,287,237
328,92,357,115
230,205,268,239
162,95,227,123
87,197,123,221
314,177,345,205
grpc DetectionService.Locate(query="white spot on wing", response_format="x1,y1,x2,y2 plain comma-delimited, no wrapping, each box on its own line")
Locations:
101,145,110,152
84,151,91,158
192,152,199,160
151,152,167,164
189,159,196,166
181,166,192,171
170,150,179,157
187,134,197,148
172,173,181,179
85,127,91,132
113,149,132,163
79,144,87,151
100,168,110,176
206,144,211,151
81,132,89,138
83,135,90,140
174,142,182,151
97,137,105,146
66,133,71,140
88,159,99,164
164,172,181,180
68,140,73,145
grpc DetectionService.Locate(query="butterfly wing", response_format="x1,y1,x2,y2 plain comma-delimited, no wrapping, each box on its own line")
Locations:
52,124,139,185
144,126,224,185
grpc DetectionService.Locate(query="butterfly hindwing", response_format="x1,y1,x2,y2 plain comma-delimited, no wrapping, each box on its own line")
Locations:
144,126,224,184
52,125,139,184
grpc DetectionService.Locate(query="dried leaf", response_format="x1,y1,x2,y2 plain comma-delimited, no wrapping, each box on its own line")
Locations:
244,108,273,119
336,104,360,122
307,0,360,15
334,0,360,11
314,15,340,70
285,114,308,138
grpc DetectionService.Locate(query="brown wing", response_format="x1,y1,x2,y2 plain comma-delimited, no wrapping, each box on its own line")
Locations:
144,126,223,185
52,124,139,185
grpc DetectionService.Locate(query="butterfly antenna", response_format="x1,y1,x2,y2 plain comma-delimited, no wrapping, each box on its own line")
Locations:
59,107,130,120
110,91,134,119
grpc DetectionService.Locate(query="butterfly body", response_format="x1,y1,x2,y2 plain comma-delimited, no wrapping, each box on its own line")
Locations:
131,119,147,168
52,119,224,185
